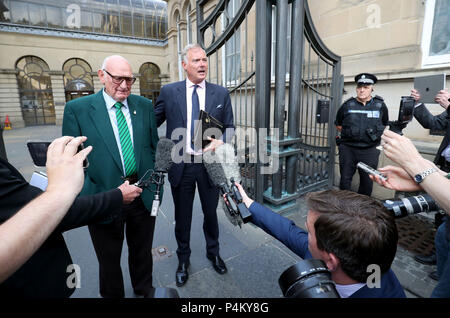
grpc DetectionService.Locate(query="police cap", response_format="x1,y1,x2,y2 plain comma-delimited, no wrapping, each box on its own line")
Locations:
355,73,377,86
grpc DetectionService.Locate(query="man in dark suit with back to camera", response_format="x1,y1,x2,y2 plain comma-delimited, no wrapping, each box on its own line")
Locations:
335,73,389,196
409,88,450,273
154,43,235,287
62,55,159,298
0,136,142,298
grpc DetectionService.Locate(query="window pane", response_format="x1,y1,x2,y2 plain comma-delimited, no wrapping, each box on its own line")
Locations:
80,10,93,32
121,11,132,36
93,11,106,33
133,12,144,38
10,1,29,25
46,5,63,28
0,0,11,22
429,0,450,55
119,0,130,6
131,0,143,9
29,3,46,27
106,9,120,34
144,13,155,38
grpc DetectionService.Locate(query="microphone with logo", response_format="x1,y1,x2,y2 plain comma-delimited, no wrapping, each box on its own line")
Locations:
135,138,174,217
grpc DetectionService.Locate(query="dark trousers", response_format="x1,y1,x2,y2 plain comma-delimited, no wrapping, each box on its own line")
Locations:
88,198,155,298
338,143,380,196
171,162,220,263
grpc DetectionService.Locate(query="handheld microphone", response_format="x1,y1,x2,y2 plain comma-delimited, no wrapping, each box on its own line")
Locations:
149,138,175,217
204,161,242,227
210,143,242,183
229,177,252,223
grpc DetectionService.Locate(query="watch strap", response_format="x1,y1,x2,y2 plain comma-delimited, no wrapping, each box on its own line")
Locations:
415,168,437,183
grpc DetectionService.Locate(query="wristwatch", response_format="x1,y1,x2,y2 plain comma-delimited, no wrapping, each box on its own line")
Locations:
413,168,437,183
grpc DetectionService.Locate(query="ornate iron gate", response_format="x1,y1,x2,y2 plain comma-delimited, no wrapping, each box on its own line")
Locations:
197,0,342,211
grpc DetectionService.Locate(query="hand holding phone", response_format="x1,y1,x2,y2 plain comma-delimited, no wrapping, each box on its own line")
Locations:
357,161,387,181
27,141,89,169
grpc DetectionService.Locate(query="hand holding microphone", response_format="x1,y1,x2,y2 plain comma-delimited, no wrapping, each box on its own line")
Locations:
135,138,175,216
203,143,252,227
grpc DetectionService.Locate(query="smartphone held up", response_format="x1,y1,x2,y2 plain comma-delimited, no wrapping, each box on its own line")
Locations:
27,141,89,169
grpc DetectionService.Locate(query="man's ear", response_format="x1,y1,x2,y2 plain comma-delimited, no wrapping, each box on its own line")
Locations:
98,69,106,85
323,252,340,272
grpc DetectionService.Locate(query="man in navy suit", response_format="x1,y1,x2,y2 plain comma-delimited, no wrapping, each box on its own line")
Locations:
154,43,235,287
233,184,406,298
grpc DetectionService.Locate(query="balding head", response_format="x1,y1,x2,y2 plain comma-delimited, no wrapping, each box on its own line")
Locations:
98,55,134,102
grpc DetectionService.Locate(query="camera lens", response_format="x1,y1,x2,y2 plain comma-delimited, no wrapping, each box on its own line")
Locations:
383,194,438,218
279,259,340,298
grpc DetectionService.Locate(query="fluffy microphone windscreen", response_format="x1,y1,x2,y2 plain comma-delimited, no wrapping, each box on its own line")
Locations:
203,161,227,187
203,143,241,182
154,138,175,172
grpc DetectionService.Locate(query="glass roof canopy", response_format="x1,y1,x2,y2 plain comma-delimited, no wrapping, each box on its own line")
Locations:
0,0,168,43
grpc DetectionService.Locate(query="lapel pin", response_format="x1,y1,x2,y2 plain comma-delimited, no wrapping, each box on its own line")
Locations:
133,110,136,115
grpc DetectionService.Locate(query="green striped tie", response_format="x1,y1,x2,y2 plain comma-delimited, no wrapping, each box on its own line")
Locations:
114,102,137,176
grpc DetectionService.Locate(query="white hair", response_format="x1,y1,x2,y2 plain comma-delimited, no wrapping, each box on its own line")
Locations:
100,55,129,70
181,43,205,64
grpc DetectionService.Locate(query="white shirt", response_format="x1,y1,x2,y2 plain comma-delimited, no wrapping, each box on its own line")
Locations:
103,89,134,175
335,282,365,298
185,78,206,155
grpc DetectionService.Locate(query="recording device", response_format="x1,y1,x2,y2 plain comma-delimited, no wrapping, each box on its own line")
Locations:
388,96,415,135
204,161,253,226
383,193,439,218
279,259,340,298
229,177,252,222
204,161,242,224
203,143,252,227
357,161,387,181
135,138,174,217
27,141,89,169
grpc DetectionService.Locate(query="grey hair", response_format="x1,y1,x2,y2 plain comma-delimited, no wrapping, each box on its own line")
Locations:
181,43,205,64
100,55,128,70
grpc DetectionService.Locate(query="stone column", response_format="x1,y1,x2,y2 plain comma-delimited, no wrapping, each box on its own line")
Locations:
131,72,141,96
49,71,66,126
0,69,24,128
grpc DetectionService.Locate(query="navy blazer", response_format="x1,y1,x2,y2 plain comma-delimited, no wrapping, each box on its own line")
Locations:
154,80,235,187
248,201,406,298
414,104,450,167
0,158,123,298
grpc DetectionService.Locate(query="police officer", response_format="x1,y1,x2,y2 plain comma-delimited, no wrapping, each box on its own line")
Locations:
335,73,389,196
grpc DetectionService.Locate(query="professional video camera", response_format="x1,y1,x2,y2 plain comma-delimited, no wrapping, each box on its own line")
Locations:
383,193,439,218
388,96,415,135
279,259,340,298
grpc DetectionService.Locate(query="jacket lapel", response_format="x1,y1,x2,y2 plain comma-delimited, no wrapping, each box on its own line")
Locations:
205,81,216,113
89,91,123,173
177,80,187,127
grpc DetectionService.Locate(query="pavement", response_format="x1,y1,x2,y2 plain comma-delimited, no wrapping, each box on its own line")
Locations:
1,125,439,299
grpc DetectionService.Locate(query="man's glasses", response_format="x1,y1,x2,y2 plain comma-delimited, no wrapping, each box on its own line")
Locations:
103,69,136,85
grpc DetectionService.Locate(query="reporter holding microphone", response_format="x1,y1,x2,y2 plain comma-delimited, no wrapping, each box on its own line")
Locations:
229,182,405,298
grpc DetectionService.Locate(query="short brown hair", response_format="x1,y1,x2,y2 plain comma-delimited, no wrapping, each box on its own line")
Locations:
306,189,398,283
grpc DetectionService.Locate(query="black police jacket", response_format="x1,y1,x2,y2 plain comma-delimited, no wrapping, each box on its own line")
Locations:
335,96,389,148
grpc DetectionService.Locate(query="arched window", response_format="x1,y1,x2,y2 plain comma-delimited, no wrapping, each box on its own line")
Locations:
139,62,161,104
15,56,55,126
63,58,94,102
